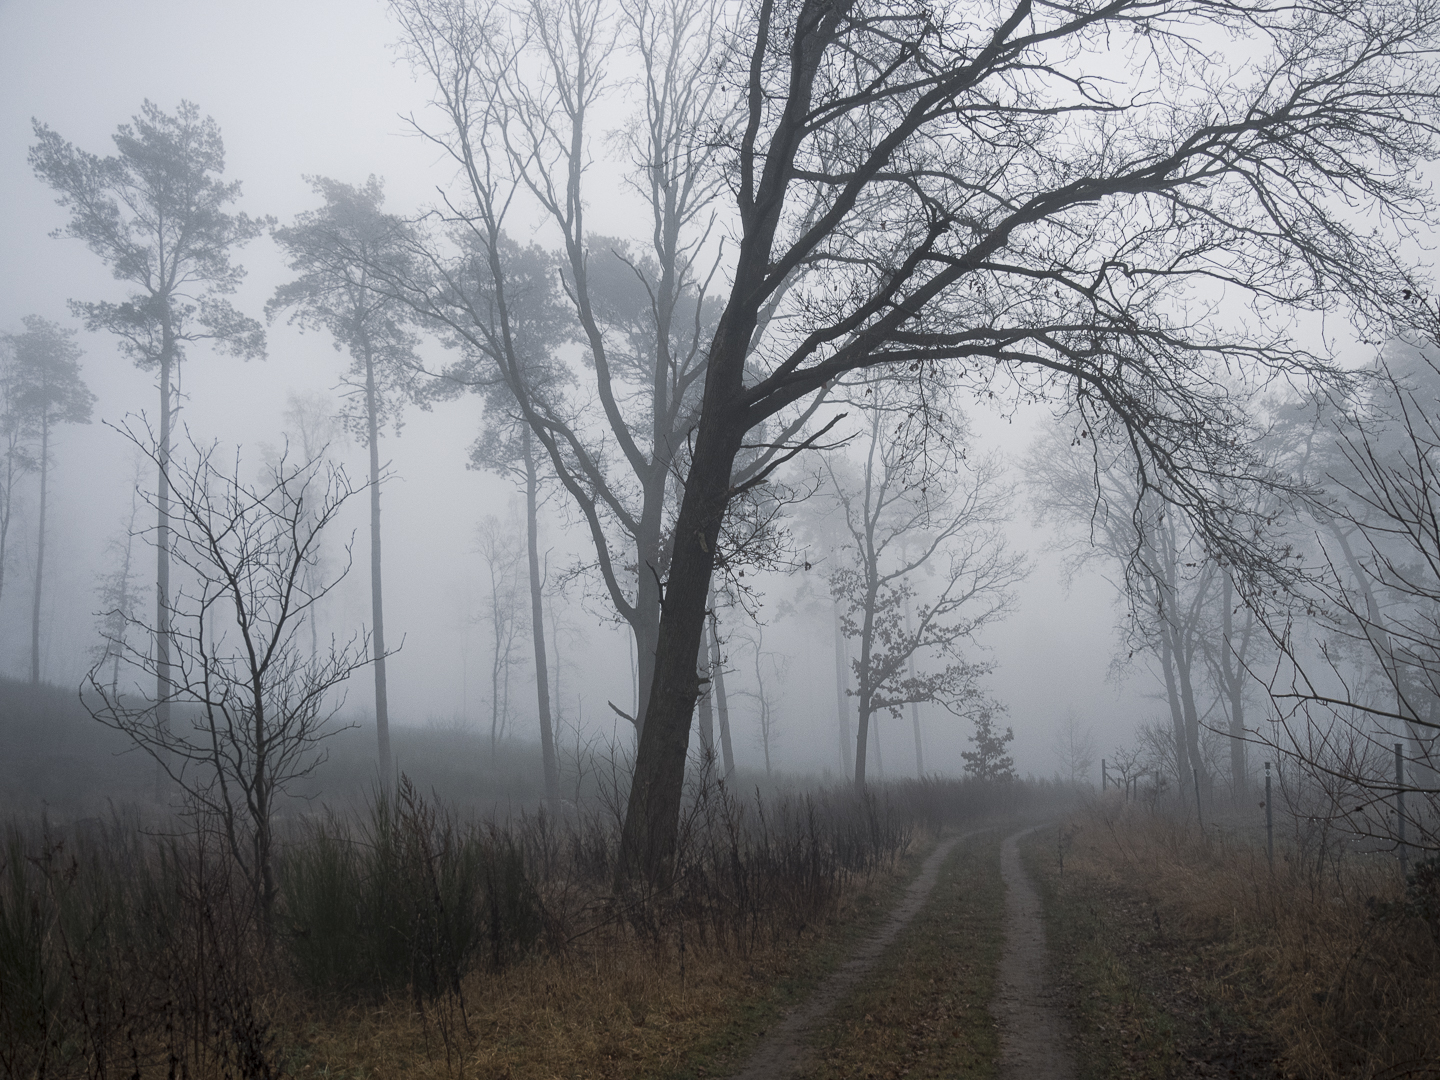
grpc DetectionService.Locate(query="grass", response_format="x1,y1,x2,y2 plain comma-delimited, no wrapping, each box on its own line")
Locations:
2,775,1071,1078
275,826,943,1080
803,829,1007,1080
1022,798,1440,1080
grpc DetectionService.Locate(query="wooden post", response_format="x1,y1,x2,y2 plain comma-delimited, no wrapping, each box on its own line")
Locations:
1101,758,1108,791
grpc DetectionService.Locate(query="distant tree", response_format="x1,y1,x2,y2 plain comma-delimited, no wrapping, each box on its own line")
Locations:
962,710,1016,783
827,392,1025,789
269,176,420,786
93,459,147,697
269,392,346,661
475,512,528,751
1106,744,1146,798
5,316,94,684
736,622,786,777
88,423,370,927
1051,708,1097,788
0,335,32,613
31,101,270,732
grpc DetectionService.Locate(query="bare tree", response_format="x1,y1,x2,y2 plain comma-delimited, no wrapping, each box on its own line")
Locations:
269,176,421,787
827,393,1024,789
608,0,1440,879
476,511,529,751
4,316,95,684
0,335,30,614
383,0,827,742
1028,427,1243,801
32,101,270,738
92,464,147,697
1262,350,1440,853
1052,708,1098,788
87,423,371,925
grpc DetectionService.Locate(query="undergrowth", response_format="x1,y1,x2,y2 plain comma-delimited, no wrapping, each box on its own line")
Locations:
1,772,1047,1078
1029,798,1440,1080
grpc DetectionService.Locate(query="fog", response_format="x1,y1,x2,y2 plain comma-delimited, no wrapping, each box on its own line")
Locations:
0,0,1157,796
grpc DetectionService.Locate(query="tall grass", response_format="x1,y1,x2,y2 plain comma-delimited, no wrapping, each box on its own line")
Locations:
1,772,1048,1077
1063,795,1440,1079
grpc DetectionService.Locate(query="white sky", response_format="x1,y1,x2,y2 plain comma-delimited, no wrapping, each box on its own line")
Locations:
0,0,1155,782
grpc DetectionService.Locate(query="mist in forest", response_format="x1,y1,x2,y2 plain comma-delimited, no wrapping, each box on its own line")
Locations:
0,0,1274,812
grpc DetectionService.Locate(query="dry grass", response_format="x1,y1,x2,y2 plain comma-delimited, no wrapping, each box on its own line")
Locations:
1027,798,1440,1080
278,843,928,1080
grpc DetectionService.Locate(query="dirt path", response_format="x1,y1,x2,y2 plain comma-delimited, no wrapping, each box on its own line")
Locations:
726,830,974,1080
991,826,1076,1080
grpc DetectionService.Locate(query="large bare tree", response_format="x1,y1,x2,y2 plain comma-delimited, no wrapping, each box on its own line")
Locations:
617,0,1440,879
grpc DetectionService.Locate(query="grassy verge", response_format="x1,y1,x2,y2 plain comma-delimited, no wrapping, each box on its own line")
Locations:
1021,803,1440,1080
1019,824,1189,1080
279,831,942,1080
802,829,1007,1080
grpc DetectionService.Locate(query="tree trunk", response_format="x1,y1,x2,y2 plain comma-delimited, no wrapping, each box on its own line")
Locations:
524,429,560,804
1221,575,1248,799
696,639,716,760
907,601,923,776
709,611,735,778
616,397,744,880
833,604,853,778
110,506,134,696
156,344,172,737
1160,625,1191,786
29,414,48,685
365,344,393,789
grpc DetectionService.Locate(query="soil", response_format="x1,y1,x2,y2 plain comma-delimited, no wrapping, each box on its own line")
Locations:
724,829,975,1080
991,826,1077,1080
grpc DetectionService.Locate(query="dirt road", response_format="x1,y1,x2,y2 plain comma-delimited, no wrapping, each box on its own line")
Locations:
725,825,1075,1080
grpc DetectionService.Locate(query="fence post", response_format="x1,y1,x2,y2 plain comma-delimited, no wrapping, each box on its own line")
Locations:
1264,761,1273,870
1102,758,1108,792
1397,742,1409,881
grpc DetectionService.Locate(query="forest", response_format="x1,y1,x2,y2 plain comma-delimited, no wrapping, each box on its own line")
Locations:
2,0,1439,1075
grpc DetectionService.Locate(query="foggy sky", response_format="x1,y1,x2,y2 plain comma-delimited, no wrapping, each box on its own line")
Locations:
0,0,1153,781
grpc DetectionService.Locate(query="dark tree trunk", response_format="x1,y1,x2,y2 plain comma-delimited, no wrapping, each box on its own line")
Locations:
618,402,744,880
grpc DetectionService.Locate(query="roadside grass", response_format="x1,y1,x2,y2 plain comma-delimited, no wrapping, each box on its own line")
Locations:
1019,824,1185,1080
1023,800,1440,1080
279,831,939,1080
802,829,1007,1080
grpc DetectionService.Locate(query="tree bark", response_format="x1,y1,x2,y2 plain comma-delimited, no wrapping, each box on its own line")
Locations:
524,428,560,804
29,414,48,685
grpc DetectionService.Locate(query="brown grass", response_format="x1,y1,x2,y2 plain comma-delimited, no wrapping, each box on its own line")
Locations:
1027,799,1440,1080
278,841,928,1080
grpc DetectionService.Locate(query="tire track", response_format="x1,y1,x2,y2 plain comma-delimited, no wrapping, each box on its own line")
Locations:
726,829,977,1080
